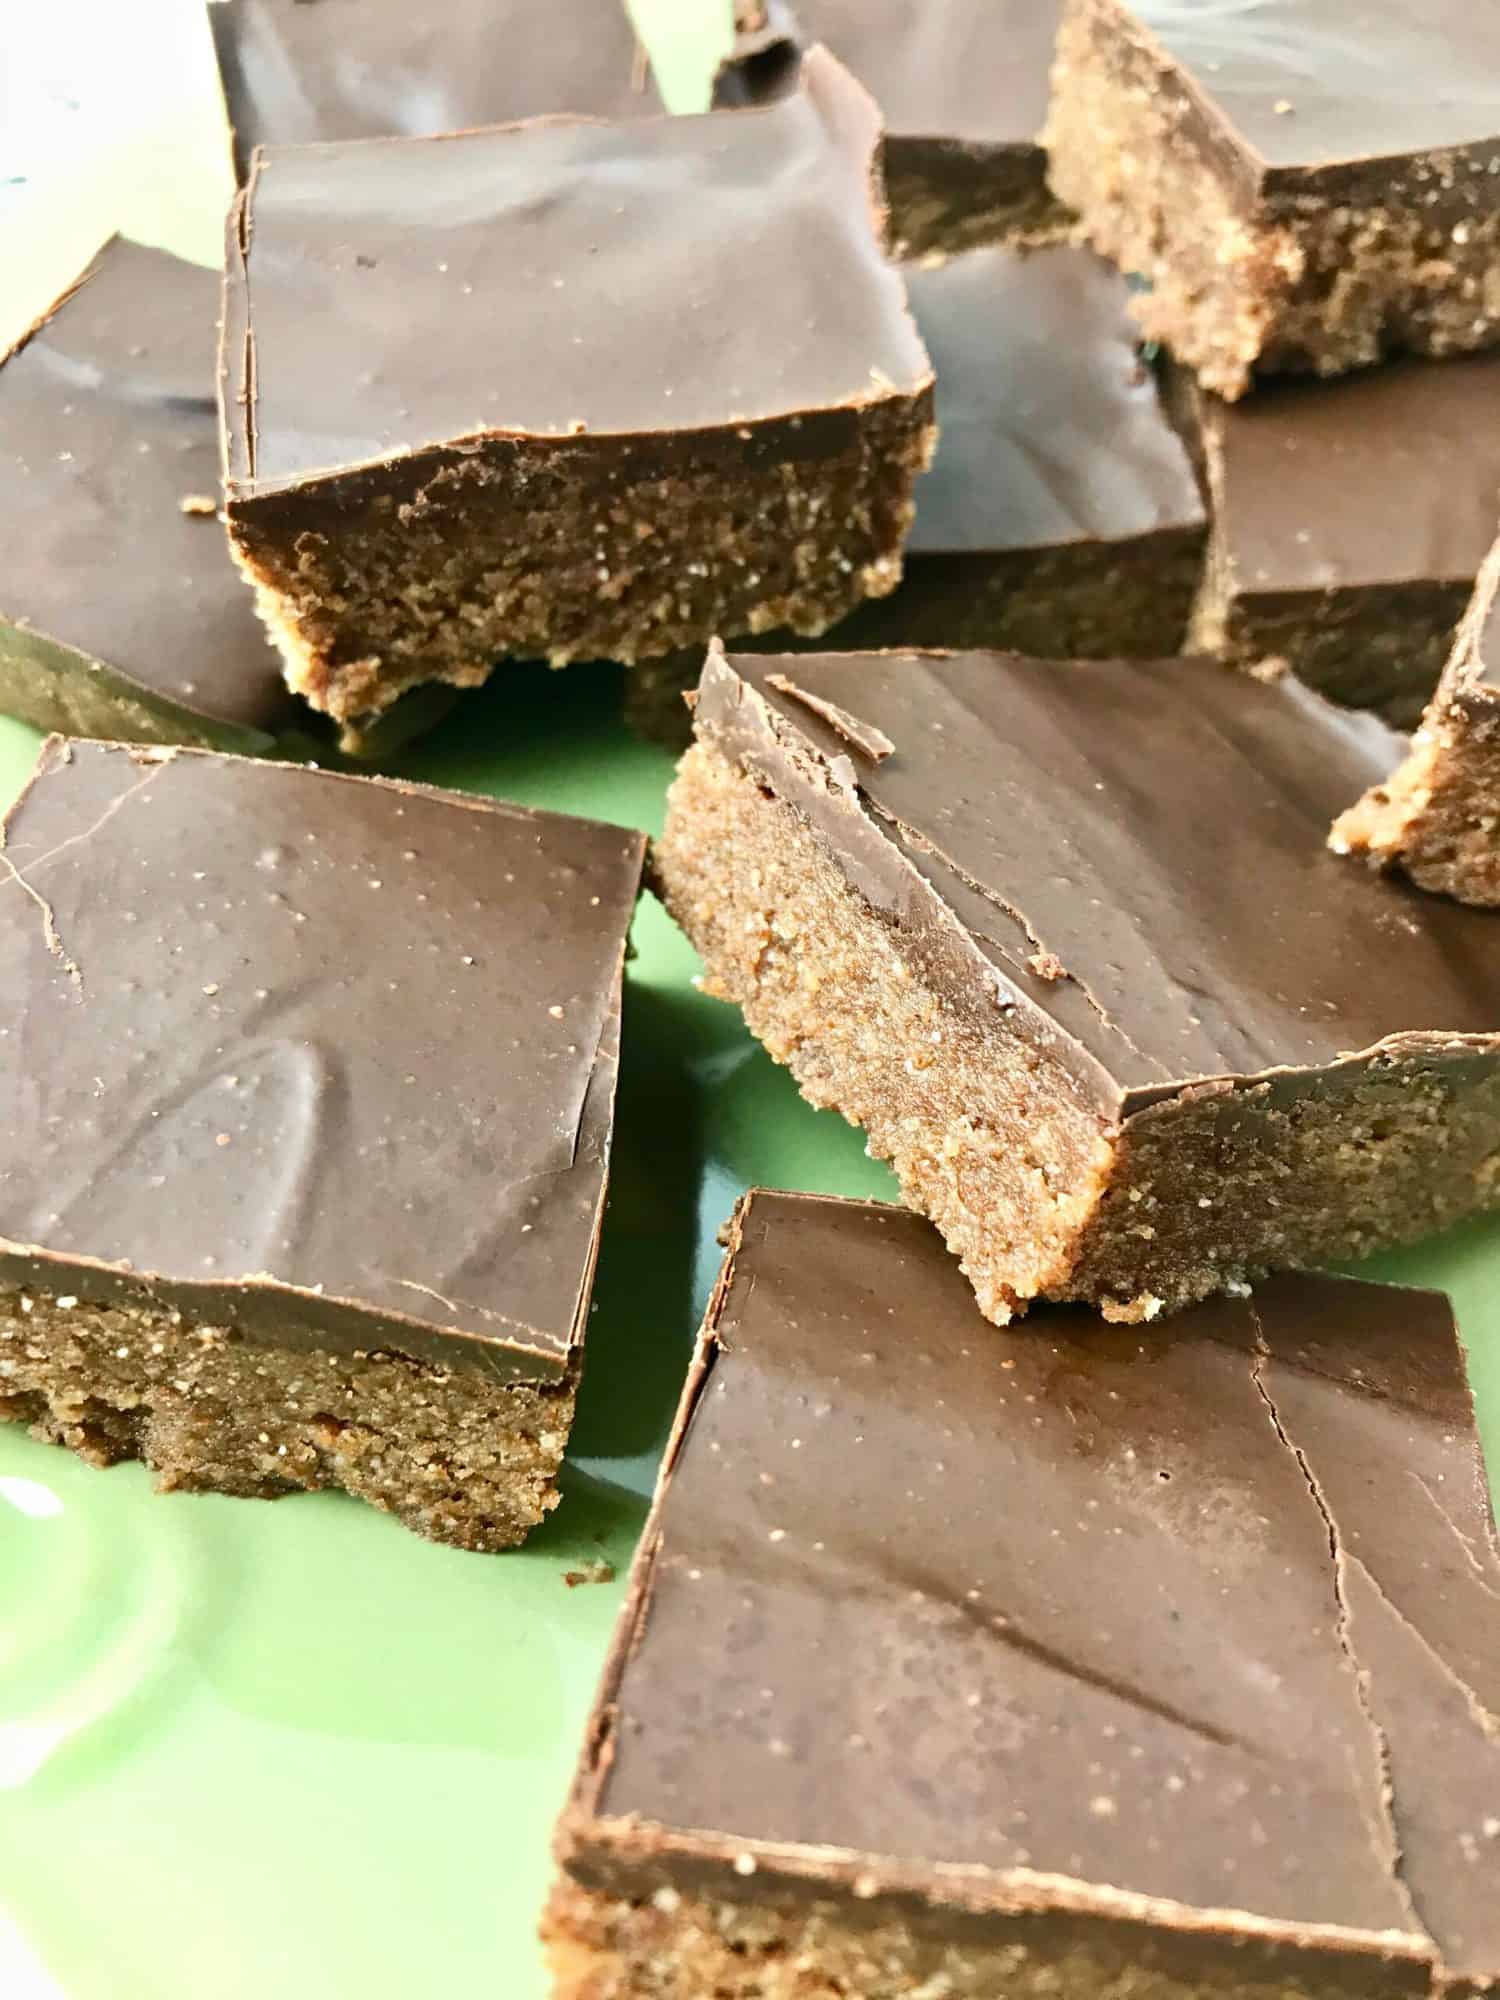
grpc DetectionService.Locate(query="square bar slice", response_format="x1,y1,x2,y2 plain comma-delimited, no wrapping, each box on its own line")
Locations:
656,645,1500,1324
208,0,660,184
624,243,1206,747
0,237,294,754
220,50,936,727
1334,531,1500,906
0,738,644,1549
716,0,1066,255
1045,0,1500,398
1180,351,1500,726
548,1189,1500,2000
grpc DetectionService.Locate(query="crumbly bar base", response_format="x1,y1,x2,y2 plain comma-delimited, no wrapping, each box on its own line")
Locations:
1188,571,1471,728
542,1876,1400,2000
885,140,1072,259
0,634,270,755
1044,0,1500,398
0,1286,574,1551
624,531,1203,752
656,739,1500,1320
227,402,934,725
1332,707,1500,908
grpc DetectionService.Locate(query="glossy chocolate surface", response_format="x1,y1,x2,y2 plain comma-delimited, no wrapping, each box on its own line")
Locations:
694,646,1500,1113
1111,0,1500,200
223,51,930,499
0,739,644,1376
904,245,1202,556
0,239,292,746
209,0,659,181
566,1191,1500,1983
720,0,1059,146
1192,354,1500,597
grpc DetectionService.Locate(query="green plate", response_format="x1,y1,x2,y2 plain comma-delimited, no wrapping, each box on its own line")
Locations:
1,10,1496,1997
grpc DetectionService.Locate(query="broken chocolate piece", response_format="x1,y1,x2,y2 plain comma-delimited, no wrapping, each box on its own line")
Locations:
1333,531,1500,905
220,50,935,725
548,1189,1500,2000
208,0,661,182
715,0,1067,254
0,238,294,753
655,646,1500,1323
1179,352,1500,725
1045,0,1500,398
0,737,645,1550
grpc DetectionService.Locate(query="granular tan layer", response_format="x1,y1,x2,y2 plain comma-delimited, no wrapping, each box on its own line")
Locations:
227,401,934,725
0,1287,575,1551
886,144,1071,259
542,1877,1393,2000
1044,0,1500,400
655,739,1500,1320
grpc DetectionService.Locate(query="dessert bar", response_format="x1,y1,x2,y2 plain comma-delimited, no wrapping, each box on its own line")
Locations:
220,51,935,728
548,1189,1500,2000
209,0,660,183
715,0,1065,254
1334,532,1500,906
1180,351,1500,726
1045,0,1500,398
625,243,1206,747
0,737,644,1549
0,238,294,754
656,645,1500,1323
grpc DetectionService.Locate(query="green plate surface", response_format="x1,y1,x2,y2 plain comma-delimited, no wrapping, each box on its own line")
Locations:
1,8,1496,1996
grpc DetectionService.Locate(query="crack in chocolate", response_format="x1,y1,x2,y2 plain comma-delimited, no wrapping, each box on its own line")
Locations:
1246,1304,1432,1957
1408,1471,1500,1608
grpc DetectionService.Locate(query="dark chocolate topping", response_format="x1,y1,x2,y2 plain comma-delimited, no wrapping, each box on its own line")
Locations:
0,739,644,1377
0,239,292,745
694,647,1500,1113
904,246,1203,557
1194,355,1500,597
1121,0,1500,194
223,51,931,499
570,1190,1500,1982
209,0,659,181
723,0,1060,147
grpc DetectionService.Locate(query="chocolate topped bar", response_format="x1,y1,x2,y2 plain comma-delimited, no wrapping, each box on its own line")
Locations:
1046,0,1500,395
221,52,935,722
550,1191,1500,2000
0,238,292,752
1334,532,1500,907
717,0,1065,253
1184,352,1500,723
209,0,659,182
656,645,1500,1321
0,738,644,1546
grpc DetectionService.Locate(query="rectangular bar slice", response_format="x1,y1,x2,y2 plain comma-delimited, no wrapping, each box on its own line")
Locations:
1334,531,1500,906
0,237,295,755
0,738,644,1550
655,645,1500,1324
625,242,1206,746
1045,0,1500,398
208,0,660,183
1180,351,1500,726
715,0,1066,254
548,1189,1500,2000
219,51,935,728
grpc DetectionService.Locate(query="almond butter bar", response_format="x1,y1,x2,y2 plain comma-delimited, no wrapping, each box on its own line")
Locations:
0,738,643,1549
548,1189,1500,2000
655,645,1500,1324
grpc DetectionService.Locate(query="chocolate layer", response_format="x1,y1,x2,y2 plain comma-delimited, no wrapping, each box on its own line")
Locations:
559,1190,1500,1989
1094,0,1500,212
0,239,292,751
221,53,931,502
209,0,659,182
692,646,1500,1117
0,738,644,1379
